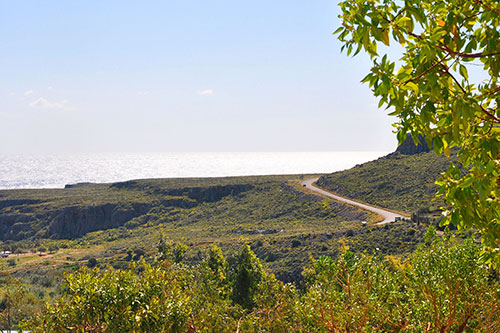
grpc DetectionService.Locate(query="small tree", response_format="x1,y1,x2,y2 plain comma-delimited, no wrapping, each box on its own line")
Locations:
231,244,264,309
157,234,187,264
0,279,27,331
200,245,230,302
206,245,228,289
126,249,133,261
133,248,145,261
207,245,227,277
87,257,98,268
37,246,46,255
48,244,58,254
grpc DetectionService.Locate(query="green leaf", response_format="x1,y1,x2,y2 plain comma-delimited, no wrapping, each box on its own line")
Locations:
382,29,390,46
333,27,344,35
401,82,419,93
460,177,474,188
459,65,469,80
443,138,450,158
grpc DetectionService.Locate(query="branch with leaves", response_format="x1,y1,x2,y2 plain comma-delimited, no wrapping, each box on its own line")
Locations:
336,0,500,258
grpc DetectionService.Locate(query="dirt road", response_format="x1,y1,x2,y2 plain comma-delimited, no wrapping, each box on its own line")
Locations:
302,178,405,225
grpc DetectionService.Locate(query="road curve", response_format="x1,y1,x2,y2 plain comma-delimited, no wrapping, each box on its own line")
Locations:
302,178,405,225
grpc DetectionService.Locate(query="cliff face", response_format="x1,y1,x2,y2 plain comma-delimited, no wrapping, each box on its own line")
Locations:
395,134,431,155
111,181,253,202
47,203,151,239
0,200,152,241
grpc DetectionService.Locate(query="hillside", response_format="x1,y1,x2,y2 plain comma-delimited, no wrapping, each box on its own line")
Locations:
317,138,458,215
0,175,371,243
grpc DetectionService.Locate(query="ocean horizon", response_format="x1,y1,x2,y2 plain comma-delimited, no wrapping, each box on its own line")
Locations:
0,151,389,190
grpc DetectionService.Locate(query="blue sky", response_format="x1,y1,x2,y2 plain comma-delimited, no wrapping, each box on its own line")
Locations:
0,1,397,153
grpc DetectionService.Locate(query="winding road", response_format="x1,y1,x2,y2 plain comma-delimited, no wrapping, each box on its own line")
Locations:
302,178,405,225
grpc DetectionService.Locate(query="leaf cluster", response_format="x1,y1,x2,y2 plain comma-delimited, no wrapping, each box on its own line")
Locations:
336,0,500,252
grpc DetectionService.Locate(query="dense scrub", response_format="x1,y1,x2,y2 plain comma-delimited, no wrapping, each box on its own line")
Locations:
18,230,500,332
0,172,436,316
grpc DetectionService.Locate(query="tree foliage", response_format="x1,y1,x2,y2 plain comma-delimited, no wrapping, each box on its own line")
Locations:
231,243,264,309
336,0,500,255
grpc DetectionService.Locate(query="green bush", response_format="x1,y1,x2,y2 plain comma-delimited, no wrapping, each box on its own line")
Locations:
87,257,98,268
21,232,500,331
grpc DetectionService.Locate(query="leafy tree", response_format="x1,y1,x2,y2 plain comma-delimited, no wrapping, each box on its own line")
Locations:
206,245,228,287
336,0,500,256
133,248,145,261
37,246,46,255
87,257,98,268
298,231,500,330
231,244,264,309
23,264,193,332
172,242,187,264
125,248,133,261
48,244,58,254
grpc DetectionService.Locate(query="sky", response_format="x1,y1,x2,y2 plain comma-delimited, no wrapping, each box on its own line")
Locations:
0,1,398,153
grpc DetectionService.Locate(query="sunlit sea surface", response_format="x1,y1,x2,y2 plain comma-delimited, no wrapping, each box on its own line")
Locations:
0,152,389,189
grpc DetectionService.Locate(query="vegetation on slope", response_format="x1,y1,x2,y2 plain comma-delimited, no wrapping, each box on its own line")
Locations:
0,175,371,243
0,153,470,329
1,172,436,329
317,150,458,215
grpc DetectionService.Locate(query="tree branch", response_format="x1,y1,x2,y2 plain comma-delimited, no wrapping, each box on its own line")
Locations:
472,0,500,16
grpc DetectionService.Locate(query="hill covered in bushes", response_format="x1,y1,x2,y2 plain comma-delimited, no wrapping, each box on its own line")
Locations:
317,136,458,214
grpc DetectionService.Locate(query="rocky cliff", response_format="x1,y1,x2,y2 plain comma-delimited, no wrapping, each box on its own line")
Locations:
395,134,431,155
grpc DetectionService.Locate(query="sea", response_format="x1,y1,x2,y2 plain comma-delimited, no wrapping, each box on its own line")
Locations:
0,152,388,190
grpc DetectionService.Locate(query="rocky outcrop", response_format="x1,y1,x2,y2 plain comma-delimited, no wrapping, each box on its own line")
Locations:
64,182,93,188
396,134,431,155
111,181,253,203
0,202,152,241
46,203,151,239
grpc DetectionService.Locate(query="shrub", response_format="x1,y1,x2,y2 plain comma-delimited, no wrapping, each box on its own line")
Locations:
87,257,98,268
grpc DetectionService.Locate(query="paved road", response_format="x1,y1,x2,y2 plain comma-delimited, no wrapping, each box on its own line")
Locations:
302,178,405,225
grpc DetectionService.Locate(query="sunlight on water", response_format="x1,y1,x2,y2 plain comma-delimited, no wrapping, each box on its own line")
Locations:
0,152,389,189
